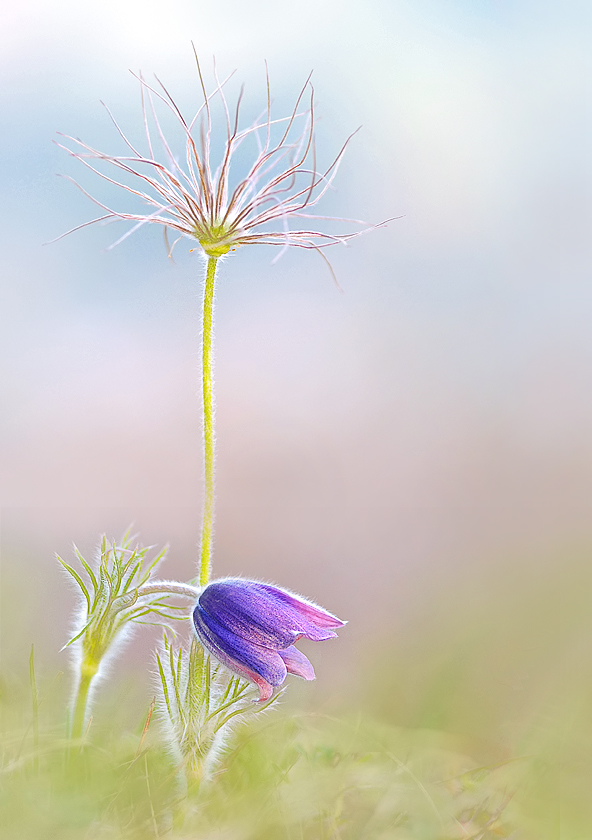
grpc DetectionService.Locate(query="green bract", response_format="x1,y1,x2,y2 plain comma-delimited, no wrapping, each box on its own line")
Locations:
59,534,187,739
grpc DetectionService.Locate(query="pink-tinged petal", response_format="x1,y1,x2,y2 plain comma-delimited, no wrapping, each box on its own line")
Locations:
251,674,274,702
280,598,345,630
258,584,345,626
278,646,315,681
295,624,338,641
257,584,346,636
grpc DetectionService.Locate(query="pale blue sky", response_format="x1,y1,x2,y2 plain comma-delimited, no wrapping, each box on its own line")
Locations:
0,0,589,664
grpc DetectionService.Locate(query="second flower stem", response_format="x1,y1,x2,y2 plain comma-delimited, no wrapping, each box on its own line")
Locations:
199,256,218,587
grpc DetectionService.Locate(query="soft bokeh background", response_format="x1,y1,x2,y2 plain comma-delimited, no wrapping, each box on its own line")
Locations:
1,0,591,833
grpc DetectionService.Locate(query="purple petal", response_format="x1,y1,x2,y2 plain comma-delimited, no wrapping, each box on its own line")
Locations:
193,603,287,687
198,580,300,648
199,579,345,646
278,646,315,681
259,584,345,630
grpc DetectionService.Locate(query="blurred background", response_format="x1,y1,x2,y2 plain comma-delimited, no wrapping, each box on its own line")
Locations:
0,0,591,831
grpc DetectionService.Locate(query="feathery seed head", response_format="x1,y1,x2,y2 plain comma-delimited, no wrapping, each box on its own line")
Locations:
54,54,389,265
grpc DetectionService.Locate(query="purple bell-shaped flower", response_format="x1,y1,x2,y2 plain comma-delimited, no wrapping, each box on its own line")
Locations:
192,578,346,701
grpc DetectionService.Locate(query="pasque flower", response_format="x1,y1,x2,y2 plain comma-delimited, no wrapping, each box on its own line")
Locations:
57,57,364,751
192,578,346,701
54,55,387,261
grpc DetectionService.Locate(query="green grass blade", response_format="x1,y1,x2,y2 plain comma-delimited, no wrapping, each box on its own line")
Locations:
29,645,39,773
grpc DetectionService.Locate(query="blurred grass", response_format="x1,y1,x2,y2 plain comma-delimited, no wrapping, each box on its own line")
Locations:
2,544,591,838
361,546,592,839
0,673,526,839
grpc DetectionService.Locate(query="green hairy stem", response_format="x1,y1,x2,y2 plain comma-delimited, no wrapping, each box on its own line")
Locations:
65,252,220,744
199,256,218,587
71,668,94,741
138,582,199,599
